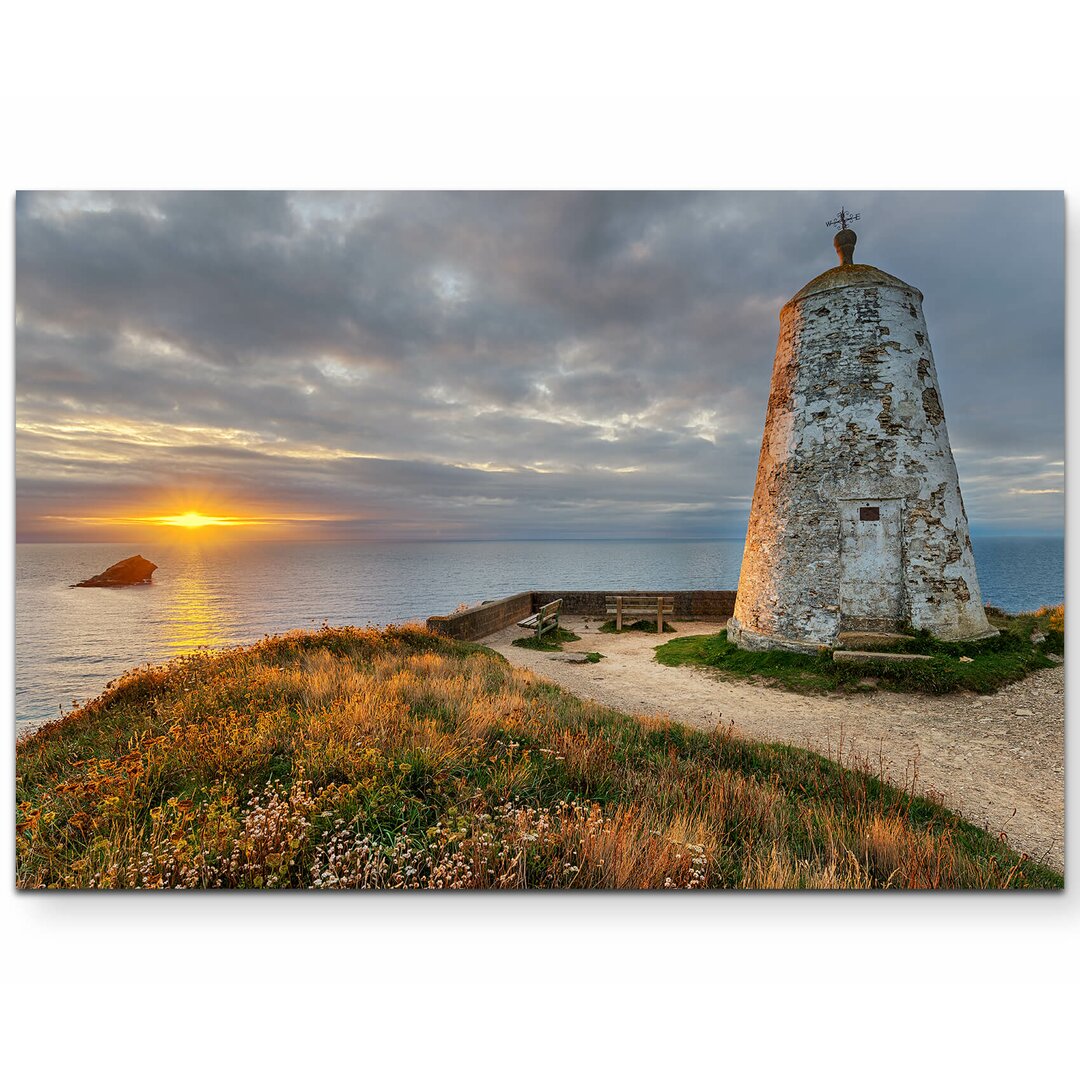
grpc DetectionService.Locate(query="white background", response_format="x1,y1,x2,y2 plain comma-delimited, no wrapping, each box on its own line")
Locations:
2,3,1076,1076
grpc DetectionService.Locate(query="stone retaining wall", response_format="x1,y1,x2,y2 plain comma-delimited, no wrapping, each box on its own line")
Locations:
533,590,737,619
426,592,533,641
427,589,736,640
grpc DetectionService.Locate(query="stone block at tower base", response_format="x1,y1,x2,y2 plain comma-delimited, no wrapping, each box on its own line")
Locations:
832,649,934,665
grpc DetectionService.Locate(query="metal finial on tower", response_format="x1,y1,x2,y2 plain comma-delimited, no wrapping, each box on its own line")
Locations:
826,207,860,266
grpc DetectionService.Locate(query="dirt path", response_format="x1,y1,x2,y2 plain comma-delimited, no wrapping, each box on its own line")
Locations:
482,618,1065,873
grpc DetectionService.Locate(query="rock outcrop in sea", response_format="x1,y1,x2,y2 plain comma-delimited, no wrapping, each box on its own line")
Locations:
72,555,158,588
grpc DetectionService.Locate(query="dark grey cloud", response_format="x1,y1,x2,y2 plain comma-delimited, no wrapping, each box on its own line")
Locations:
15,191,1064,540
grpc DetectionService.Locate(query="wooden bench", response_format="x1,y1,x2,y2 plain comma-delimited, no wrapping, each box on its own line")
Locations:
517,598,563,640
605,595,674,634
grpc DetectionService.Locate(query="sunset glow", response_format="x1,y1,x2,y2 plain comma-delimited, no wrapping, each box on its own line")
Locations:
154,512,249,529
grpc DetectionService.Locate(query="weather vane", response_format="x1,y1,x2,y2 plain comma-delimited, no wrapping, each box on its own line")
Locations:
826,206,860,231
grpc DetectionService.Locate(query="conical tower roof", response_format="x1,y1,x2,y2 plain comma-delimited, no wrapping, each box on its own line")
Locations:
787,262,921,306
786,227,921,306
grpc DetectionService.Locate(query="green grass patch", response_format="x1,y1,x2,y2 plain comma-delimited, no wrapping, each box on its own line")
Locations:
15,623,1060,889
599,619,677,634
584,652,604,663
510,628,582,652
655,608,1062,695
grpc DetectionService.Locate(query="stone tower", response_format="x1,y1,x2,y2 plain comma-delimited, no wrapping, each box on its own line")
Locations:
728,222,994,651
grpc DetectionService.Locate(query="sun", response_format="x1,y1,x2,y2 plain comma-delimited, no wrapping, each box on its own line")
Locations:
156,511,239,529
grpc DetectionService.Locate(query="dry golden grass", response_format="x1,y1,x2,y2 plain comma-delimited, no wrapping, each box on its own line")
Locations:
15,625,1062,889
1032,604,1065,634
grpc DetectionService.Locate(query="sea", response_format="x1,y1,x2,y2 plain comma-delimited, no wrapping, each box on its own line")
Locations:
13,536,1065,734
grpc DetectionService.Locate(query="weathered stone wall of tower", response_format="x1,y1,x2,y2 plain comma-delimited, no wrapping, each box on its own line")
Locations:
730,272,993,649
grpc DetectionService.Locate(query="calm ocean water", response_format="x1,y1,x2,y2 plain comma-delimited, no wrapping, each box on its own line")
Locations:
14,537,1064,733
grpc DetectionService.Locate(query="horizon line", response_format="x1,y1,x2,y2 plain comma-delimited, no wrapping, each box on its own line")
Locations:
14,532,1066,544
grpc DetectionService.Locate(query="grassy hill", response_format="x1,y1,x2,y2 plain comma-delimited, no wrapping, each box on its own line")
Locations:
15,625,1062,889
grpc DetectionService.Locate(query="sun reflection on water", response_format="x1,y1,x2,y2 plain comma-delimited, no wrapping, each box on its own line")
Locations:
161,552,231,652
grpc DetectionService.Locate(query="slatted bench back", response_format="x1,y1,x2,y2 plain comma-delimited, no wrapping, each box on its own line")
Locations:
534,598,561,638
515,598,563,639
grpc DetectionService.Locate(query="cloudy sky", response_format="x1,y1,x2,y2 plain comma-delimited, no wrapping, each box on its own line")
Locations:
15,190,1064,542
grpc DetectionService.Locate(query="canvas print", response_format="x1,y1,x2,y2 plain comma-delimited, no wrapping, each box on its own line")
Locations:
14,191,1064,889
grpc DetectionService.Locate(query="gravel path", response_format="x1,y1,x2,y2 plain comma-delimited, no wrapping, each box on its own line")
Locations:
482,618,1065,874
